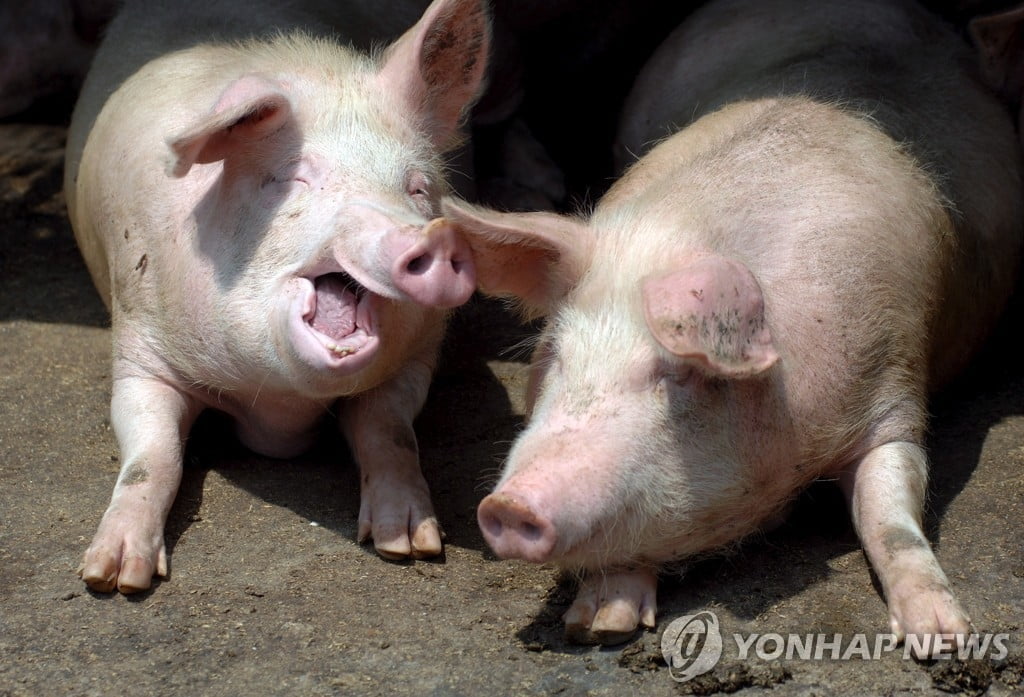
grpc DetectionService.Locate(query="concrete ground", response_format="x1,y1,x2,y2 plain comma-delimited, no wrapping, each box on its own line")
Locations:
1,117,1022,696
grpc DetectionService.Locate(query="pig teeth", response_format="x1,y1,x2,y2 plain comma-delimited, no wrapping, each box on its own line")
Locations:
326,342,357,357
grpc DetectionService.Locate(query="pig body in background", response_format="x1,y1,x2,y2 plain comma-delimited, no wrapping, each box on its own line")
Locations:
446,0,1023,648
970,3,1024,143
0,0,118,119
65,0,488,593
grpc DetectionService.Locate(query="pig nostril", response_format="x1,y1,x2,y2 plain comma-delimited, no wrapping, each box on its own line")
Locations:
405,253,430,275
480,512,504,539
517,521,542,541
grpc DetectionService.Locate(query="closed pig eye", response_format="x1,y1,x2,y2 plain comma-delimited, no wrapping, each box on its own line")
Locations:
259,172,299,197
260,162,311,188
406,172,435,215
256,169,311,210
259,153,318,192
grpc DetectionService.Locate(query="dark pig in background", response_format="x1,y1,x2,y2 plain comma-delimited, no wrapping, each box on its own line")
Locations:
443,0,1023,653
64,0,489,593
970,3,1024,143
0,0,117,119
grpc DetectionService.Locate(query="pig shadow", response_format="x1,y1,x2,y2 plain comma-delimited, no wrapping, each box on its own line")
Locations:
515,282,1024,654
160,407,360,572
163,296,534,567
0,125,108,327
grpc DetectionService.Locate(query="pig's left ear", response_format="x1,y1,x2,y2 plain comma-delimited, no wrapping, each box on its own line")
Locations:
969,5,1024,105
440,196,591,318
378,0,490,151
642,256,779,378
167,75,292,177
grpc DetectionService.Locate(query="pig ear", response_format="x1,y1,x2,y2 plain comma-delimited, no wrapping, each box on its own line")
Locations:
642,256,778,378
969,6,1024,104
378,0,490,150
166,75,292,177
439,196,591,318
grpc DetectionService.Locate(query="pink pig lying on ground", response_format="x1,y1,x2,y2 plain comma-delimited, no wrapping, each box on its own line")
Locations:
441,0,1023,652
64,0,488,593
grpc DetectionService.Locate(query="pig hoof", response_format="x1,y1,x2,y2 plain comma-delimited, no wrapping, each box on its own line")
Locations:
79,517,168,594
357,492,444,560
562,569,658,646
79,549,161,594
889,582,973,659
77,557,118,594
564,620,640,646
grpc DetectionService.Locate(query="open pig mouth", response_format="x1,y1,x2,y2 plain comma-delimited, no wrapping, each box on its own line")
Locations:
297,270,378,367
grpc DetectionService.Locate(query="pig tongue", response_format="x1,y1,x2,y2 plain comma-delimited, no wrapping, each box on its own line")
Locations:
311,273,359,341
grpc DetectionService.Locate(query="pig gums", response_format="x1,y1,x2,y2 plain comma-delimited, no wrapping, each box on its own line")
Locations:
65,0,488,593
443,0,1023,654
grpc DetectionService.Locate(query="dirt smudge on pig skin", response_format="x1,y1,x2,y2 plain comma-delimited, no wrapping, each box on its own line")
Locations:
119,461,150,486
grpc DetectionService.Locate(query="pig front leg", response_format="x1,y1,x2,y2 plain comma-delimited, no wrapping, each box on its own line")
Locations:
339,356,442,560
843,441,972,657
79,374,200,593
563,568,658,645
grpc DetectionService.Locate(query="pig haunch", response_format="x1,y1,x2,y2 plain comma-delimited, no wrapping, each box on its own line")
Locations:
448,0,1023,653
65,0,489,594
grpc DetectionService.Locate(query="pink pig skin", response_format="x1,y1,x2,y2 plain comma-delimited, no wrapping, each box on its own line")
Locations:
64,0,488,594
445,0,1023,651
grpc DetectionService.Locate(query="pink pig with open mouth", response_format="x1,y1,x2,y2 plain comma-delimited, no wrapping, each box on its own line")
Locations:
64,0,489,593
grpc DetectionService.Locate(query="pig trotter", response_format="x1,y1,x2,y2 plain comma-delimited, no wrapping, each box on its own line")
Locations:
78,374,195,593
342,360,443,561
356,469,444,560
886,573,973,658
843,441,973,658
563,568,658,645
78,503,170,593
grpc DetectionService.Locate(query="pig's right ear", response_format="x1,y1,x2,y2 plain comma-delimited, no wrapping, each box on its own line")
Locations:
166,75,292,177
642,256,778,378
440,197,591,318
378,0,490,151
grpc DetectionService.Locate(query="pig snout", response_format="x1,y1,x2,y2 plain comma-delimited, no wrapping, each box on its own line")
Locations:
477,491,557,563
477,423,626,567
391,219,476,308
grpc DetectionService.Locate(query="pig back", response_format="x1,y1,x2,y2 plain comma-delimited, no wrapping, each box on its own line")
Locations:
617,0,1024,388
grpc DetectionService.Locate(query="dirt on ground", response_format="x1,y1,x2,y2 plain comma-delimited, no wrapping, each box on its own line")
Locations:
1,115,1022,696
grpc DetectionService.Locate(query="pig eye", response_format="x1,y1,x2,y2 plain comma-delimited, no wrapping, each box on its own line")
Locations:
259,172,301,206
406,172,434,211
261,172,304,189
